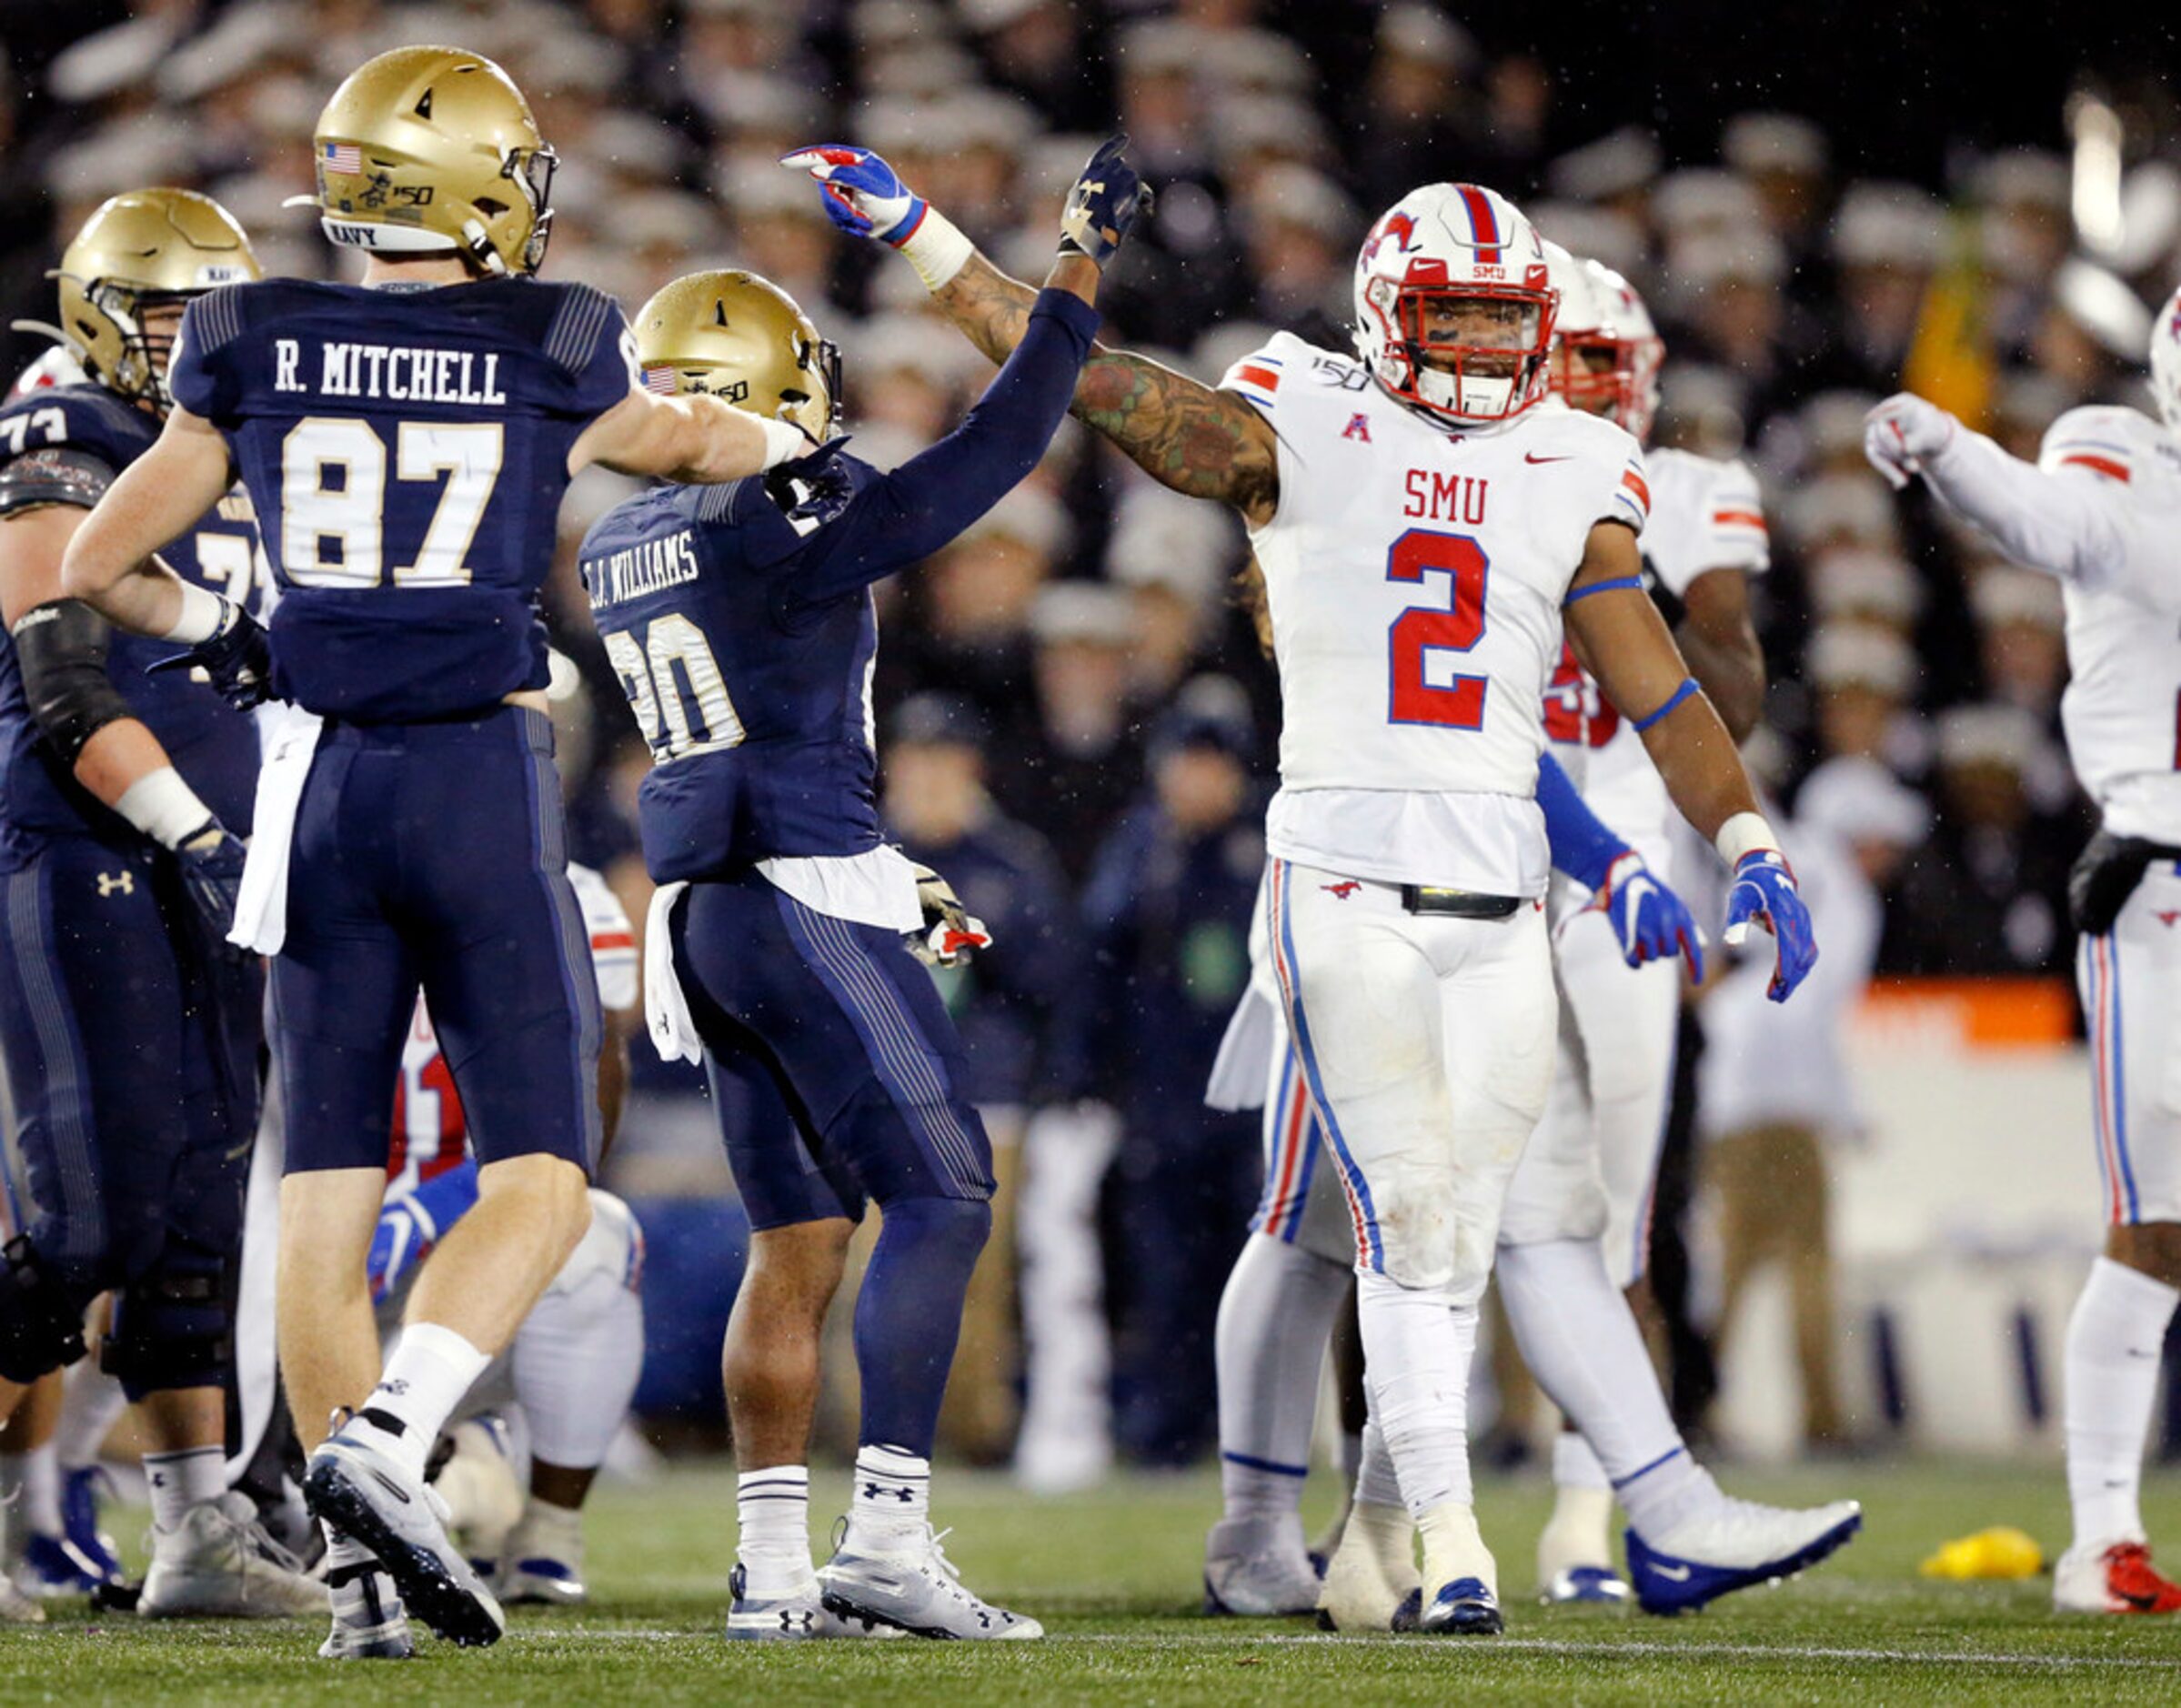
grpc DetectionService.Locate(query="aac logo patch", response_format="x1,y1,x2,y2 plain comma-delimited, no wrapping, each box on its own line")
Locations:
1342,413,1372,443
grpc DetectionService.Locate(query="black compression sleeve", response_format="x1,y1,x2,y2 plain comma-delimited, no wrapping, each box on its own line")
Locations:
11,599,134,766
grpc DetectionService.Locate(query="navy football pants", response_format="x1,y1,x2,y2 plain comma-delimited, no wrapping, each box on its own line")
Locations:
670,873,994,1229
0,833,260,1299
273,708,600,1175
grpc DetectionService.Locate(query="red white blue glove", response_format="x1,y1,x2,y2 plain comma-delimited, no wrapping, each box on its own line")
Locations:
779,145,928,245
1595,851,1704,980
1723,849,1818,1001
1863,393,1957,490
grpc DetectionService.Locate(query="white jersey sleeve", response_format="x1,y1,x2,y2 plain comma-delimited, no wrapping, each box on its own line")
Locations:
1920,407,2177,608
1640,448,1770,597
570,862,639,1013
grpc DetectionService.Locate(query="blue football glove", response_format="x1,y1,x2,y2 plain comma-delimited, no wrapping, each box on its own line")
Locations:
1595,851,1704,980
175,819,248,949
148,598,272,711
1057,135,1153,266
778,144,927,244
1723,849,1819,1002
368,1163,481,1303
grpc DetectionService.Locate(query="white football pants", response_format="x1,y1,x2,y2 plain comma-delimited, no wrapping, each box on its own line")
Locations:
2078,860,2181,1227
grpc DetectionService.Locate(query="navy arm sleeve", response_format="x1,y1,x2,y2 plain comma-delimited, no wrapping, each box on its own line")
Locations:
1536,753,1631,892
789,288,1101,604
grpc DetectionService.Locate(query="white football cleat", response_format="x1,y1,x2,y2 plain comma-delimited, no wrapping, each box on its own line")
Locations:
1626,1496,1862,1615
819,1525,1042,1639
1202,1515,1322,1615
137,1494,328,1619
1315,1501,1422,1632
320,1558,414,1660
0,1575,45,1624
725,1564,900,1640
494,1503,588,1606
1543,1564,1633,1604
304,1419,504,1647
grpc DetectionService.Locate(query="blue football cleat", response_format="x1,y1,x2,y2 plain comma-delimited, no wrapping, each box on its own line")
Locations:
61,1467,126,1584
1418,1575,1503,1635
1625,1499,1863,1616
1544,1563,1633,1605
17,1532,106,1597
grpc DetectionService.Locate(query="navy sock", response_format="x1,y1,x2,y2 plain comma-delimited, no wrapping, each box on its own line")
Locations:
852,1197,991,1457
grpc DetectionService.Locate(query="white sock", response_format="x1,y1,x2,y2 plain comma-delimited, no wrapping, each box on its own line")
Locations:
845,1443,930,1556
2065,1256,2179,1550
1214,1234,1347,1524
1355,1413,1404,1511
736,1465,812,1598
56,1361,128,1472
1540,1432,1617,1575
0,1447,61,1539
359,1321,492,1479
514,1496,583,1561
1553,1429,1612,1492
1494,1238,1709,1532
143,1445,226,1534
1355,1271,1478,1519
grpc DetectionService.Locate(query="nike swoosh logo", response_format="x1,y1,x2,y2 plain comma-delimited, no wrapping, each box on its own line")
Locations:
1647,1562,1692,1581
1525,453,1573,464
2119,1589,2160,1610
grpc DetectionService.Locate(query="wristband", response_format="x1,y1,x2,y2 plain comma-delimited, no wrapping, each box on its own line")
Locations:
755,417,810,470
114,766,216,849
158,580,232,645
1714,810,1780,869
898,206,974,292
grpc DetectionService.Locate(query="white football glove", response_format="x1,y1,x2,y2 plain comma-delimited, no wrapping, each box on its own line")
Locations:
909,862,992,968
1863,393,1957,489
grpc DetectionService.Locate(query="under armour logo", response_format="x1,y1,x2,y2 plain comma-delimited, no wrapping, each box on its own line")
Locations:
2157,910,2181,928
1342,413,1372,442
861,1482,914,1503
379,1378,409,1396
96,870,134,897
1322,880,1362,899
779,1608,814,1633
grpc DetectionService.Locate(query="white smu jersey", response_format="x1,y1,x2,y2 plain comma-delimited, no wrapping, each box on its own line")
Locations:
1223,332,1648,892
385,862,638,1201
1545,447,1769,858
2035,407,2181,842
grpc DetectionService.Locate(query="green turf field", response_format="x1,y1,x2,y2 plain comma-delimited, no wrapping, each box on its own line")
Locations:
5,1459,2180,1705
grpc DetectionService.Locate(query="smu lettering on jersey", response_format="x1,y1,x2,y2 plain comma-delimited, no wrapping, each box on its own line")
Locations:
579,456,888,882
1543,446,1769,863
385,862,635,1199
2036,406,2181,841
1221,331,1646,893
170,277,634,722
0,383,264,865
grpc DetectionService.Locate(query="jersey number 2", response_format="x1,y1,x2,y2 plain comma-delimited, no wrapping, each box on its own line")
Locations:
1386,529,1488,729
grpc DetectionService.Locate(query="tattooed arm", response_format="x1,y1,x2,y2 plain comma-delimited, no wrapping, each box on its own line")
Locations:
934,251,1281,527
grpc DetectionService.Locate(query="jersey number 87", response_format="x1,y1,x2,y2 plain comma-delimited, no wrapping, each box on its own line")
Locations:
603,615,747,761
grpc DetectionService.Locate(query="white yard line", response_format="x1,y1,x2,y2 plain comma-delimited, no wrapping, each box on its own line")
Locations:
523,1629,2180,1670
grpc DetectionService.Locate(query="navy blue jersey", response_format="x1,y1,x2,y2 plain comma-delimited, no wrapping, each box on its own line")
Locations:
0,383,262,865
170,276,634,722
579,286,1101,884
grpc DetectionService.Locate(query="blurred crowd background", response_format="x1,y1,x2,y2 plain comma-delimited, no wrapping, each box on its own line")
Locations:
4,0,2177,1473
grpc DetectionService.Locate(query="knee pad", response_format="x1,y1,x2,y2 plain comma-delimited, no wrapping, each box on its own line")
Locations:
105,1245,230,1400
1349,1153,1460,1292
0,1235,89,1384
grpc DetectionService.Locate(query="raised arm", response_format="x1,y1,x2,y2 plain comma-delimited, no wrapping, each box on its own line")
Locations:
1564,519,1814,1000
1864,393,2155,604
571,387,808,485
782,140,1280,527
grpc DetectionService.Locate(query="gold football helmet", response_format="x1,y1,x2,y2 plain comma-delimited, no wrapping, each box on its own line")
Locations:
15,187,261,411
299,45,556,276
631,270,839,440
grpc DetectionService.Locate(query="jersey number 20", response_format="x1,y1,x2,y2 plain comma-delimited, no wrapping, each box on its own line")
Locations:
603,615,746,762
1385,528,1488,730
